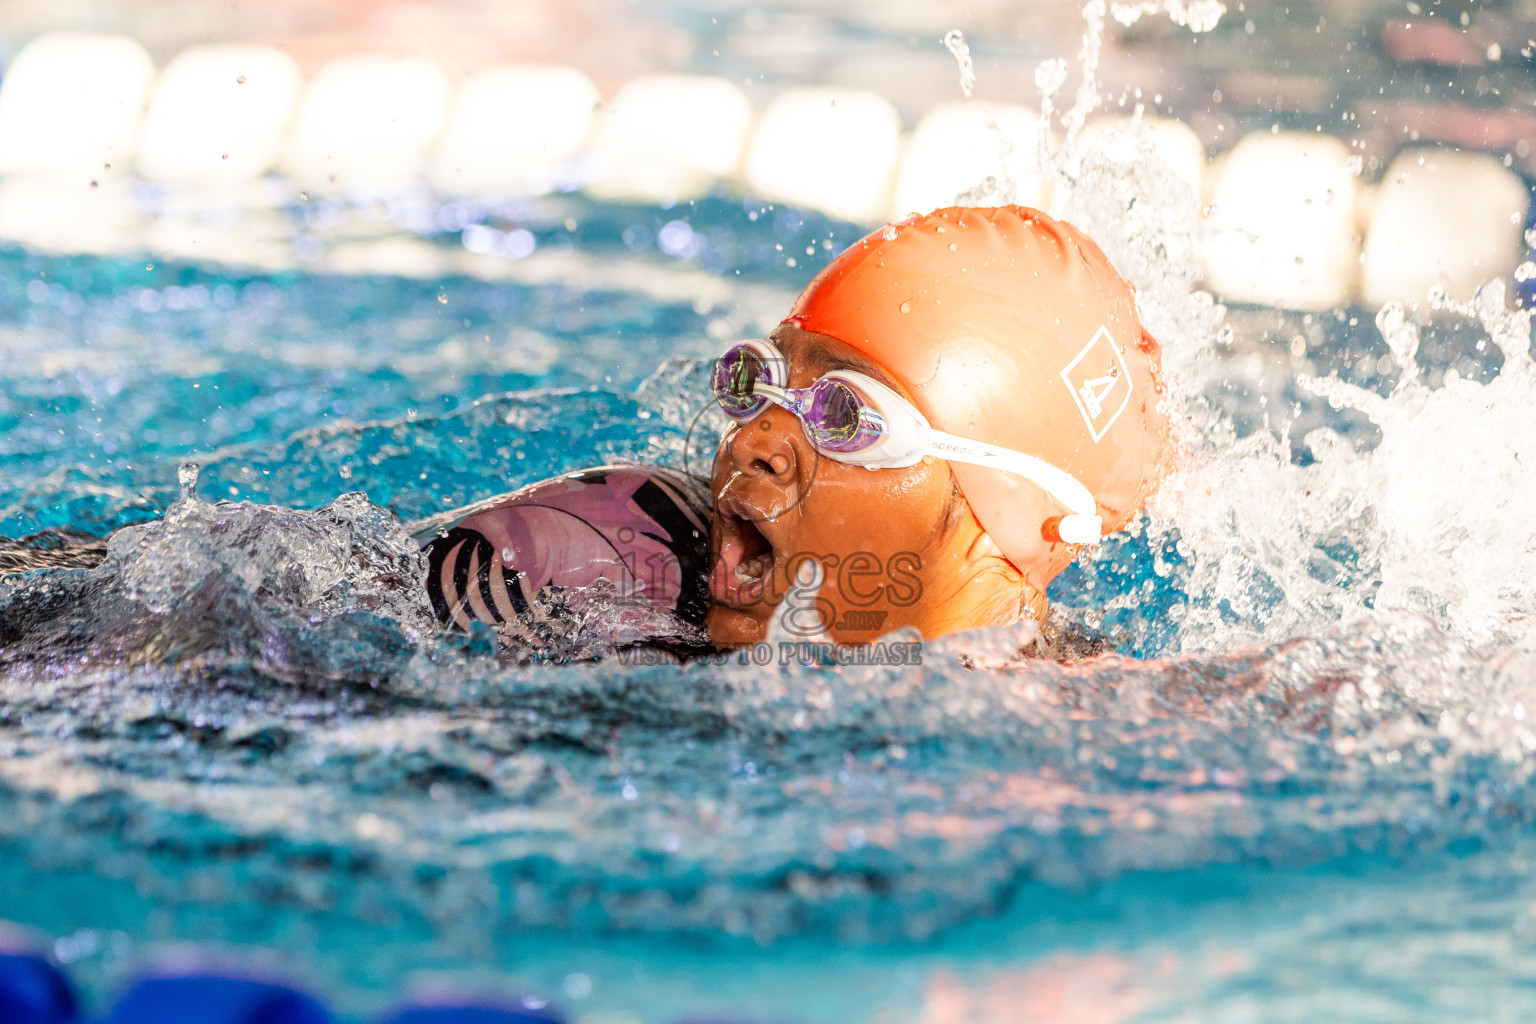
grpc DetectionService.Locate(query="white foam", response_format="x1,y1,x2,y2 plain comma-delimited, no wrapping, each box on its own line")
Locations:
0,33,155,180
1094,127,1536,649
1032,4,1536,655
137,46,303,184
1338,286,1535,639
281,56,451,192
583,74,753,202
889,101,1050,220
1361,148,1531,308
1168,283,1536,648
745,88,901,224
429,65,600,197
1200,131,1360,310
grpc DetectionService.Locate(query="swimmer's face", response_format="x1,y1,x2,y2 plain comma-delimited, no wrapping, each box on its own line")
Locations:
706,324,1027,648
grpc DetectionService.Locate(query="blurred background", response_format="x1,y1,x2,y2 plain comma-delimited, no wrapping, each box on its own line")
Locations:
0,0,1528,307
2,3,1536,1024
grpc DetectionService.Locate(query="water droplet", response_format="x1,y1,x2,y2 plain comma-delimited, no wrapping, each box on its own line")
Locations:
881,224,898,241
437,291,448,304
899,300,913,314
236,75,246,84
1034,57,1068,96
948,242,958,252
943,29,976,98
177,462,200,499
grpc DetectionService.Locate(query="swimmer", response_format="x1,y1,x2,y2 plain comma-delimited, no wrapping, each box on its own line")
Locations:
3,206,1168,660
425,205,1171,655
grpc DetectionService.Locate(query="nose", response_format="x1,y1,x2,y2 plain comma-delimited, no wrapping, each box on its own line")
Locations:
723,406,803,482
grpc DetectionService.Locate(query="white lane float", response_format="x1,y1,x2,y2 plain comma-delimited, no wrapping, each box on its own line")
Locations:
0,177,140,254
0,33,155,179
429,65,600,197
282,56,451,192
137,46,303,184
583,74,753,203
890,101,1050,220
745,87,901,224
1361,147,1532,308
1200,130,1360,310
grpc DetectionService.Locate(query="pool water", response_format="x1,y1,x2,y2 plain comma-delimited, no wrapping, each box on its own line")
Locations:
5,16,1536,1024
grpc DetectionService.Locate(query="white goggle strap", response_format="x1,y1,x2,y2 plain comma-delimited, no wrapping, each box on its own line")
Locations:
749,368,1103,544
926,430,1103,544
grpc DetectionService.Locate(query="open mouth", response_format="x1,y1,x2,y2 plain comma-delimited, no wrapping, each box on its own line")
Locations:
711,502,776,610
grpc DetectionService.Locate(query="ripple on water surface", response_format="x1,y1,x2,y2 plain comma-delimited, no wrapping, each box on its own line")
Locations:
1,75,1536,1022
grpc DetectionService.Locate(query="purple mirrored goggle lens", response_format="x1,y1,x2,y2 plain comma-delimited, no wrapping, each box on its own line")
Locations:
798,377,886,454
712,344,773,419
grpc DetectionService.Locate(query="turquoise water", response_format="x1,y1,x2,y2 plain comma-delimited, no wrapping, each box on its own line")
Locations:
4,178,1536,1024
0,197,848,535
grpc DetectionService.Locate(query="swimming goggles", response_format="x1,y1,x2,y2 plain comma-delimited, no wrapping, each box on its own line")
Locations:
711,339,1103,544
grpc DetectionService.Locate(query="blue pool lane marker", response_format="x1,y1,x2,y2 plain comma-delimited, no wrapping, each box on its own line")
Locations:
378,1003,566,1024
104,974,332,1024
0,928,791,1023
0,951,79,1024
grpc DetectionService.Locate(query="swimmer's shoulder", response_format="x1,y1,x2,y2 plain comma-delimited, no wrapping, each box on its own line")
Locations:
413,464,713,645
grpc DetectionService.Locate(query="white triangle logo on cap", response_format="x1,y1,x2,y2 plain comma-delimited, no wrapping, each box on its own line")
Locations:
1060,326,1132,443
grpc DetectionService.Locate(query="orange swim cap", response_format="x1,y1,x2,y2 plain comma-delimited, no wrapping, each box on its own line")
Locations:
786,205,1170,584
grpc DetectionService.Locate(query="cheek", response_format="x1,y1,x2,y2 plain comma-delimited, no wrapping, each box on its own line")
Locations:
794,461,952,553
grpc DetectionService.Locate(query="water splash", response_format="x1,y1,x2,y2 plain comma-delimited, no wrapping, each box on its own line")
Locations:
3,5,1536,1017
1284,280,1536,642
942,30,976,99
979,0,1536,669
1024,0,1223,211
176,461,200,500
1110,0,1227,32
